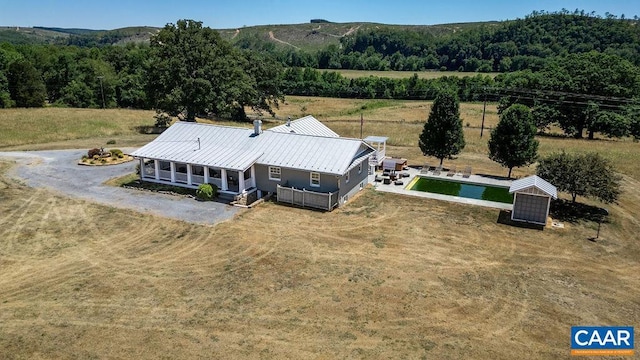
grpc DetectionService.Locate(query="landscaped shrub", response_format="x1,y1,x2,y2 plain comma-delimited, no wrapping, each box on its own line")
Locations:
88,148,101,158
196,183,216,201
106,139,116,145
110,149,124,158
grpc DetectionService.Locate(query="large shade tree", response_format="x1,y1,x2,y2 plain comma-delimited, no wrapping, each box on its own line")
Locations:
418,90,465,165
537,151,621,203
488,104,539,178
148,19,283,121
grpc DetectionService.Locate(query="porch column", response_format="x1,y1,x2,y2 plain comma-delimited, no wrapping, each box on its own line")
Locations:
170,162,176,183
139,158,144,179
250,166,256,188
203,166,209,184
186,164,192,185
221,169,228,191
154,160,160,180
238,170,245,193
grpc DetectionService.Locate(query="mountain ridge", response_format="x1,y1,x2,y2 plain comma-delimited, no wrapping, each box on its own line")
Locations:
0,21,498,49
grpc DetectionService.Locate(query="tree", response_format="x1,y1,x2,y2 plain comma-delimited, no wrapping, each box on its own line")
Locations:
538,52,640,139
418,90,466,165
6,58,46,107
537,152,621,203
488,104,539,178
148,19,281,121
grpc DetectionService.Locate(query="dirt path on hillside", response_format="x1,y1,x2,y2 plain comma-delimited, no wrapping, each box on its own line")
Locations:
232,29,240,39
343,25,361,36
268,31,300,50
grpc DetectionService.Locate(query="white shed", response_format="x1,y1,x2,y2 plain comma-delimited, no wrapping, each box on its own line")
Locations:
508,175,557,225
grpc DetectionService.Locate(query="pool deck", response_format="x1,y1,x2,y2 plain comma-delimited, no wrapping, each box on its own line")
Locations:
371,166,514,210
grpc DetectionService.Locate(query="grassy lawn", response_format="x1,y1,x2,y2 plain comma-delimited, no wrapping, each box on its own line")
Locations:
1,100,639,358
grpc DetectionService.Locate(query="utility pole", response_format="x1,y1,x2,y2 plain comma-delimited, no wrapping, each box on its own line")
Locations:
97,76,105,109
480,86,487,138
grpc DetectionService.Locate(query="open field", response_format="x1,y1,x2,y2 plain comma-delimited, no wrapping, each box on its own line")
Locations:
1,159,639,358
319,69,500,79
1,99,639,358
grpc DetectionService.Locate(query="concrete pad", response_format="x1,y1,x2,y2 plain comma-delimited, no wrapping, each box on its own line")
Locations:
373,166,513,210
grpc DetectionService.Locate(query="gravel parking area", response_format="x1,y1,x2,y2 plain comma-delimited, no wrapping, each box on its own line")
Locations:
0,149,239,225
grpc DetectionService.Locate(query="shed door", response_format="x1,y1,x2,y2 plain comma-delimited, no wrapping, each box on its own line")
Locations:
513,194,548,224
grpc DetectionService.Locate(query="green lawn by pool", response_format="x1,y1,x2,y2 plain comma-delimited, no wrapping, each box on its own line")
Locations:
409,177,513,204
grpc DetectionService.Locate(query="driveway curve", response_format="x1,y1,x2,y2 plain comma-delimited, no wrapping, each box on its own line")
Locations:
0,149,239,225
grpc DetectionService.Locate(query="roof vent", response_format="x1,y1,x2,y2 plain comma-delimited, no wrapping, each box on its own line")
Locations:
286,116,291,127
253,120,262,135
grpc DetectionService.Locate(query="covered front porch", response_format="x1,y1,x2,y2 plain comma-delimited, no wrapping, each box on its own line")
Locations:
138,158,256,196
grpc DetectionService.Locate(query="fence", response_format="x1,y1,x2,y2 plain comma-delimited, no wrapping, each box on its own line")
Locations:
276,185,339,211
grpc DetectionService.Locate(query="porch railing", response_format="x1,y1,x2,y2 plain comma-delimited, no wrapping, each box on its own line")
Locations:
276,185,338,211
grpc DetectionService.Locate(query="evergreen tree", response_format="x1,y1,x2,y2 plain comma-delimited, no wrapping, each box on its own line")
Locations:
7,58,46,107
488,104,539,178
418,90,465,165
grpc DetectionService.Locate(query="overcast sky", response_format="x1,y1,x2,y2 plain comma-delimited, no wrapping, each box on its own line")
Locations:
1,0,638,29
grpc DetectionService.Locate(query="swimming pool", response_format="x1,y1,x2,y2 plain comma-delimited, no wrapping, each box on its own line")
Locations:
409,177,513,204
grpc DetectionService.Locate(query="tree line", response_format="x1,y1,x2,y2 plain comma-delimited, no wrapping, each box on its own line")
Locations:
1,15,639,139
0,20,285,120
236,11,640,72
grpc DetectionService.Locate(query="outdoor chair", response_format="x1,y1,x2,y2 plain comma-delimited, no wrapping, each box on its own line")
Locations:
420,164,430,174
433,165,443,176
463,166,472,178
447,165,456,177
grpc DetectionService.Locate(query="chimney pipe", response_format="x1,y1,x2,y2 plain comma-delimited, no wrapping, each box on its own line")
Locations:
253,120,262,135
286,116,291,127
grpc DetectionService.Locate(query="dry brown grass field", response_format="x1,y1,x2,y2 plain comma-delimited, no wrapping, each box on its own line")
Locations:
1,98,639,359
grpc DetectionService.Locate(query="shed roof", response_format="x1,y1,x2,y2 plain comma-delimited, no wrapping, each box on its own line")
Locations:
131,122,373,175
269,115,339,137
509,175,558,199
363,136,388,143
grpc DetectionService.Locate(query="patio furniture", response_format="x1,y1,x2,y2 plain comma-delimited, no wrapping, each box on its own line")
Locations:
447,165,456,177
463,166,472,178
383,177,391,185
433,165,443,176
401,172,410,178
375,175,383,182
420,164,430,174
394,180,404,185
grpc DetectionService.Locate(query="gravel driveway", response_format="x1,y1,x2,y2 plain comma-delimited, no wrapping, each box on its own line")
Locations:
0,149,239,225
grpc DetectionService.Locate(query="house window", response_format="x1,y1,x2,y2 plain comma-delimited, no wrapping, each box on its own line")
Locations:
191,165,204,176
358,163,362,174
310,172,320,187
269,166,281,181
175,163,187,173
159,161,171,171
209,168,221,179
345,171,350,183
244,168,251,180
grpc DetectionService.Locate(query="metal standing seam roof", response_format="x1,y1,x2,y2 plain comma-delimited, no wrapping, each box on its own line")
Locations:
130,122,373,175
268,115,340,137
363,135,388,143
508,175,558,199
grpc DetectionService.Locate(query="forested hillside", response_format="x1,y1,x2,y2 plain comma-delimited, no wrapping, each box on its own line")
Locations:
262,10,640,71
1,11,639,139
